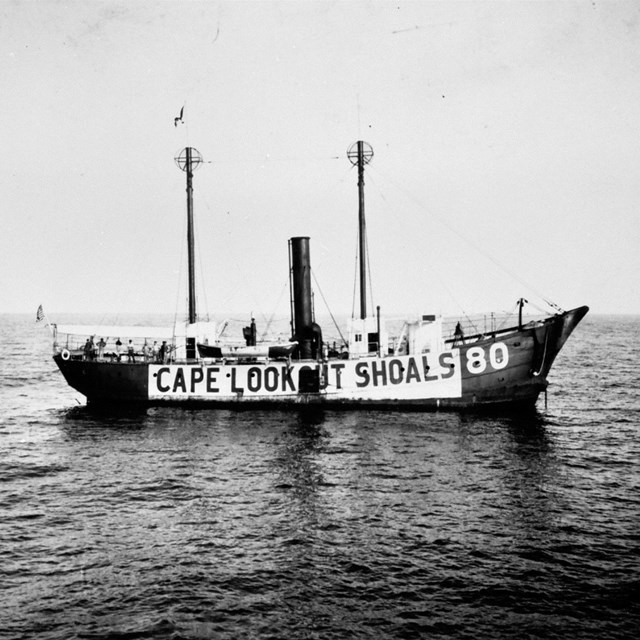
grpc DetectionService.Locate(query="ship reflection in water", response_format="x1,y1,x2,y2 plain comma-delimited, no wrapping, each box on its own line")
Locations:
14,405,624,638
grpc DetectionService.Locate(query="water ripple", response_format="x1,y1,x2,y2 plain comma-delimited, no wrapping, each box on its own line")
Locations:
1,315,639,639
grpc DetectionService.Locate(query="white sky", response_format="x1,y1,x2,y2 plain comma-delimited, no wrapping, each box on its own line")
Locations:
2,0,639,320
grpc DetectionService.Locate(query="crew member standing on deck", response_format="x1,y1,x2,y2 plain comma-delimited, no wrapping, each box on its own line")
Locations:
127,340,136,363
453,322,465,347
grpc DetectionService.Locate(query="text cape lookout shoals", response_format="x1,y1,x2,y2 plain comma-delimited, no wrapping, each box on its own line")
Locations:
49,143,588,410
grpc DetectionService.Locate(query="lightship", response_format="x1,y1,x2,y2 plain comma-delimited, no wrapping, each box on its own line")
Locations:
49,142,588,409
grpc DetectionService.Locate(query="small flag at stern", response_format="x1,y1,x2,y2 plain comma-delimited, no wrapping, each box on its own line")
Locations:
36,304,45,322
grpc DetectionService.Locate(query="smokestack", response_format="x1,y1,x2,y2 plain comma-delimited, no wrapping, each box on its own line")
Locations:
289,237,322,359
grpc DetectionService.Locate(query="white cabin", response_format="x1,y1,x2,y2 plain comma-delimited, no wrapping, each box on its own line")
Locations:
347,316,389,358
394,315,445,356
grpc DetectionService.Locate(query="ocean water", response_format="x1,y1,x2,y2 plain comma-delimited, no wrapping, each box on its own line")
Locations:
1,314,639,639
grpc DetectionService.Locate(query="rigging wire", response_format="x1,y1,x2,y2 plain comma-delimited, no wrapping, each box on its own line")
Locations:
173,205,187,332
364,169,547,330
202,154,341,164
259,280,289,341
351,232,359,320
365,168,472,318
311,268,348,348
365,224,375,317
193,189,213,322
495,302,520,332
368,164,563,314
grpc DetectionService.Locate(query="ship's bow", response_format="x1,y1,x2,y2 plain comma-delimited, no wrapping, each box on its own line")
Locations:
540,305,589,376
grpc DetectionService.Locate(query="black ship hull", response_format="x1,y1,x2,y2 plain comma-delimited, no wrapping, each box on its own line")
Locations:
53,306,588,410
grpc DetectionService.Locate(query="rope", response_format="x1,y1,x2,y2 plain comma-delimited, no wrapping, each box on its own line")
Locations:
495,302,519,331
173,206,187,332
311,269,348,347
368,164,562,314
365,224,375,317
351,232,358,319
259,280,289,341
194,198,210,322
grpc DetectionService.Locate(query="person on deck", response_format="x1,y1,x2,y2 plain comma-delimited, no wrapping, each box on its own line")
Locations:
115,338,122,362
83,339,93,361
97,337,106,360
127,340,136,363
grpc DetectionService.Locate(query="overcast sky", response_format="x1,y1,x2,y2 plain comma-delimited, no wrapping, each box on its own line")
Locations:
2,0,639,321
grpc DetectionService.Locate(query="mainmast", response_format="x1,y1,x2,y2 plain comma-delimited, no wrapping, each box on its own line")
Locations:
348,141,374,319
175,147,203,359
